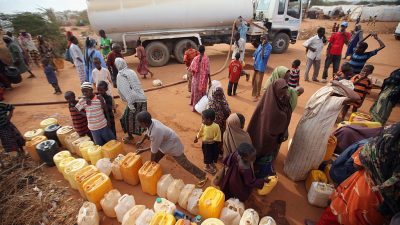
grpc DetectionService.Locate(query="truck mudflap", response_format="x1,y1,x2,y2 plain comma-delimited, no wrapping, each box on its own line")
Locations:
290,30,299,44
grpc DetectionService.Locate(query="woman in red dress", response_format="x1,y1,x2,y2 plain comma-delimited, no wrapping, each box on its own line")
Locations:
135,40,154,78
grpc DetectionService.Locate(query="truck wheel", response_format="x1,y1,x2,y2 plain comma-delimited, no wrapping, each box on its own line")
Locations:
145,41,170,67
272,33,290,54
396,35,400,40
174,39,197,64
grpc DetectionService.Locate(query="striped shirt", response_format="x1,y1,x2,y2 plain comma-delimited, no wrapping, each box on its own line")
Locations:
75,96,107,131
349,50,377,74
0,102,13,127
351,74,372,99
68,105,90,136
288,67,300,88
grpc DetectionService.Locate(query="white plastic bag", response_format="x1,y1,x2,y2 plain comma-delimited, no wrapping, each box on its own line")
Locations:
259,216,277,225
135,209,154,225
77,202,99,225
122,205,146,225
167,179,185,204
100,189,121,218
152,79,163,87
95,158,112,176
182,74,188,81
178,184,195,209
157,174,174,198
239,209,259,225
187,188,203,215
115,194,136,223
194,95,209,114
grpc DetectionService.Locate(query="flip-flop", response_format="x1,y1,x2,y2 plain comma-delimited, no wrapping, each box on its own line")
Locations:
204,167,216,175
196,177,208,188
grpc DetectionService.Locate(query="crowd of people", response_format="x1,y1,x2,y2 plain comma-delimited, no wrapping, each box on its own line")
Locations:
0,19,399,225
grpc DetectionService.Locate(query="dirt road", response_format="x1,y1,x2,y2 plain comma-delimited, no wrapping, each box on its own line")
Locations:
4,33,399,225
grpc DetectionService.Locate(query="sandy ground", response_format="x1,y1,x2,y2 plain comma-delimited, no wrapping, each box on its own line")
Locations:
2,26,400,224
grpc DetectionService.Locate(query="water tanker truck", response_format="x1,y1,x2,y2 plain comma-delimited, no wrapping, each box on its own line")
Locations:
87,0,302,66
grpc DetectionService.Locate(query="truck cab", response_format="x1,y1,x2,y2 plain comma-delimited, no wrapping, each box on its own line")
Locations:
250,0,302,53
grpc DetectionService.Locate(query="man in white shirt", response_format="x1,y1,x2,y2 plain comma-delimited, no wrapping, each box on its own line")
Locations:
303,27,327,82
69,36,86,84
136,111,207,187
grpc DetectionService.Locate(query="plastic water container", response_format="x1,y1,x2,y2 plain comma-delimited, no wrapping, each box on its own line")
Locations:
24,128,44,141
138,161,162,195
257,176,278,196
88,145,102,165
25,135,47,161
102,140,124,159
53,150,71,169
120,152,143,186
72,136,92,156
150,212,176,225
201,218,225,225
195,95,209,114
115,194,136,223
225,198,245,216
79,141,95,161
157,174,174,198
349,112,372,122
112,154,125,180
239,209,259,225
259,216,277,225
199,187,225,219
56,125,74,147
75,165,99,198
65,132,80,152
167,179,185,204
178,184,195,209
83,172,113,210
59,156,76,178
44,124,62,146
36,140,59,166
77,201,99,225
307,182,335,208
323,136,337,161
64,159,89,189
324,164,334,184
96,158,113,176
187,188,203,215
136,209,155,225
100,189,121,218
175,219,196,225
220,198,244,225
122,205,146,225
305,170,328,192
40,118,58,128
154,197,176,214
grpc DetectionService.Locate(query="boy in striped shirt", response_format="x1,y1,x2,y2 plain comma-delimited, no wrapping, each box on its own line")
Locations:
65,91,91,138
75,82,115,145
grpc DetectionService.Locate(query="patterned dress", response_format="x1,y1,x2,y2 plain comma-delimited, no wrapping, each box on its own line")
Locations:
189,54,210,111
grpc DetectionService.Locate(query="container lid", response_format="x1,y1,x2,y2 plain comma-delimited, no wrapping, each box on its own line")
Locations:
45,124,61,132
37,139,56,150
156,198,162,203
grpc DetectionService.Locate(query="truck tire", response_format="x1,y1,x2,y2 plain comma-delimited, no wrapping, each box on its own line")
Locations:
174,39,197,64
272,33,290,54
145,41,170,67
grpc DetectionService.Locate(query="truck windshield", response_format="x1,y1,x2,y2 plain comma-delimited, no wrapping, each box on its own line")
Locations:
256,0,271,11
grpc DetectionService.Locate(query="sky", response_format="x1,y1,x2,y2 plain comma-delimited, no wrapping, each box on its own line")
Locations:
0,0,87,14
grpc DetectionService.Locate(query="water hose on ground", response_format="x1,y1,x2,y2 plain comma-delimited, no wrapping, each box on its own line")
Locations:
14,18,265,107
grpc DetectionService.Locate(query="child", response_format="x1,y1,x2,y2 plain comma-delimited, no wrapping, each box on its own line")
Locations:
184,42,199,92
99,29,112,58
0,102,25,158
92,57,115,111
75,82,115,145
334,63,353,81
64,91,92,138
43,58,62,95
97,81,116,137
194,109,221,174
288,59,301,88
227,53,243,96
135,40,154,79
340,64,374,121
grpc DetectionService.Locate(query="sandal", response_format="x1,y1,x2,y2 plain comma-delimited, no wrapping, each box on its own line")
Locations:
196,177,208,188
204,167,216,175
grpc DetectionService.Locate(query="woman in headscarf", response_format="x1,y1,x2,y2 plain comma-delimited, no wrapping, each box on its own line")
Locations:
344,24,363,59
189,45,211,112
37,35,56,69
115,58,147,143
135,40,153,79
284,80,361,181
247,78,293,177
222,113,252,158
84,38,106,83
370,68,400,125
208,87,231,136
316,122,400,225
263,66,302,110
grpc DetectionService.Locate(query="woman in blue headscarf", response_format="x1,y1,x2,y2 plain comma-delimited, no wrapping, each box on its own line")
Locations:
84,38,106,82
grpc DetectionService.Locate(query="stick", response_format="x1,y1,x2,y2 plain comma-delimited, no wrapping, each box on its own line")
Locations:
0,164,20,176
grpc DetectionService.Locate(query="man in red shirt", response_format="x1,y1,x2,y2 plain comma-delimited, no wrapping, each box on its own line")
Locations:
106,43,123,88
227,53,243,96
322,22,351,83
183,42,199,92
